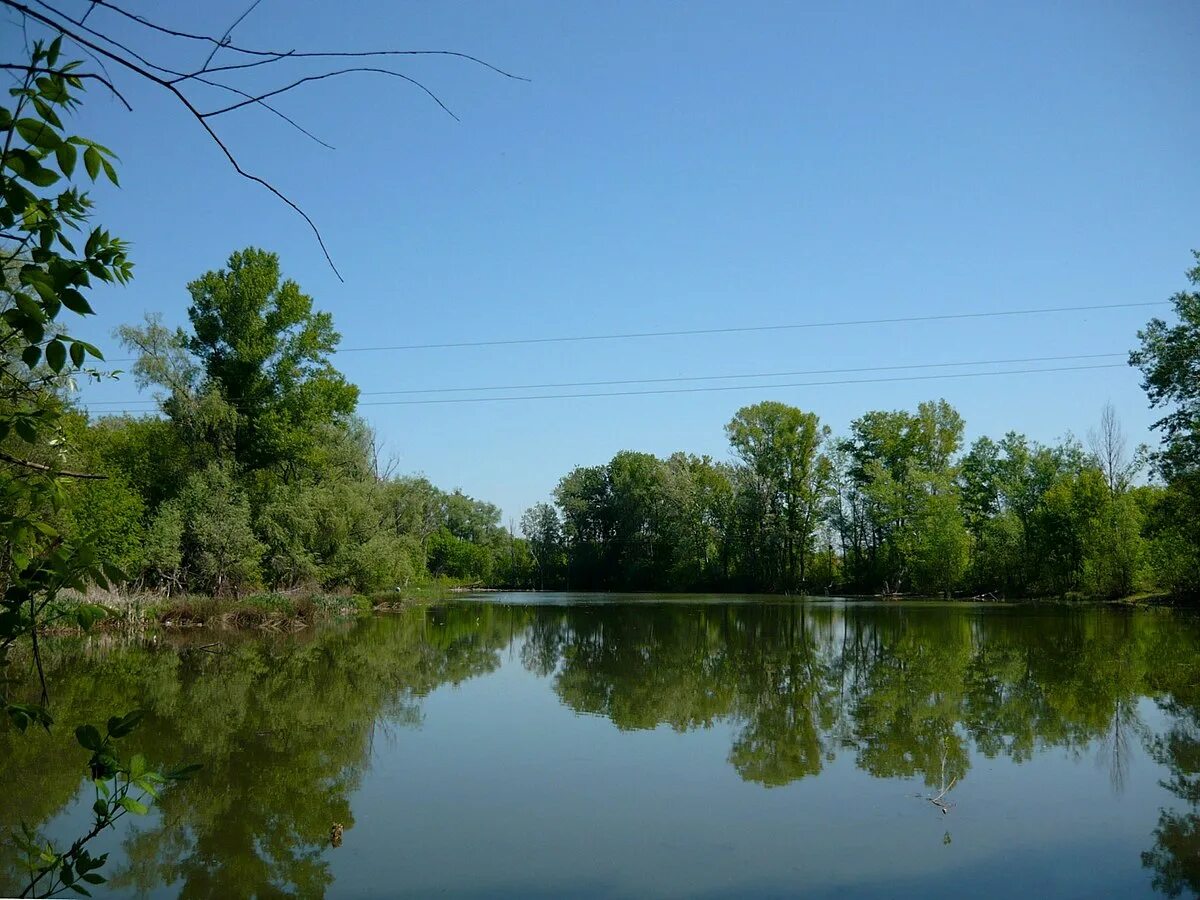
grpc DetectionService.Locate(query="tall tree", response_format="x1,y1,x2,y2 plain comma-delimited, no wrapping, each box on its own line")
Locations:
1130,251,1200,483
1131,251,1200,600
121,249,359,476
726,402,832,591
521,503,564,590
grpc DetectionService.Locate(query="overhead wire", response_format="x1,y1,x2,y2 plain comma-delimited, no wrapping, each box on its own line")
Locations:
80,351,1128,408
79,361,1128,412
104,300,1168,362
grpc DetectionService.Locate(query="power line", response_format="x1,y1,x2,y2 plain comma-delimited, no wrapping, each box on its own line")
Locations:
358,351,1124,395
104,300,1168,361
359,363,1125,405
80,352,1127,407
328,301,1166,352
82,363,1127,413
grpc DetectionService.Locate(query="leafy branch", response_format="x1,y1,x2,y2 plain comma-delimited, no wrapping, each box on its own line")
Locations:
15,710,200,898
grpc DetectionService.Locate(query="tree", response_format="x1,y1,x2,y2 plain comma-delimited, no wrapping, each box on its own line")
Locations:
1130,252,1200,601
726,402,832,591
120,249,359,475
1130,251,1200,483
521,503,563,590
841,400,964,593
1088,402,1139,495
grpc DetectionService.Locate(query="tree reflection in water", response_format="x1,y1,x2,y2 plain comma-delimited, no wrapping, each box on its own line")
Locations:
1,601,1197,897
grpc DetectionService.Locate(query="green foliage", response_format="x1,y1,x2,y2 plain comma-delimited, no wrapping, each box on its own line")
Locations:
529,393,1186,600
0,45,196,898
1130,251,1200,601
120,248,359,475
726,402,832,591
176,465,263,597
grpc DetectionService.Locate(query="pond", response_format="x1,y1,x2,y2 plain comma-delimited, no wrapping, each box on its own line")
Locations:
3,595,1199,898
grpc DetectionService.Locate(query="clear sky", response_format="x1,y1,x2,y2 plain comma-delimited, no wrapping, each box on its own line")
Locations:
6,0,1198,522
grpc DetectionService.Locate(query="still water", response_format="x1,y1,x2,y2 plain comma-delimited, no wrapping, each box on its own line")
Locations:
3,595,1199,898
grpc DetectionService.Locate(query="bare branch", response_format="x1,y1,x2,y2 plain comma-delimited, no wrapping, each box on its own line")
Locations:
83,0,528,81
200,0,265,70
2,0,526,277
190,74,335,149
32,0,182,79
1,0,345,278
202,66,459,121
194,48,530,83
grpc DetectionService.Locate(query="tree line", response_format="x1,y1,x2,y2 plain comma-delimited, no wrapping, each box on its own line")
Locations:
521,263,1200,601
12,245,1200,604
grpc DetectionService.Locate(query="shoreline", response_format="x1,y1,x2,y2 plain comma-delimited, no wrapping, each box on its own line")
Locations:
42,586,1186,638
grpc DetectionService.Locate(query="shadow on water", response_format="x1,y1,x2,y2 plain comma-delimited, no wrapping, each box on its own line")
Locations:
2,598,1199,897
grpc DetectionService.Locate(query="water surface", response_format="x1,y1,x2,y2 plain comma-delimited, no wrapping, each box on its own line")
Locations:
3,595,1199,898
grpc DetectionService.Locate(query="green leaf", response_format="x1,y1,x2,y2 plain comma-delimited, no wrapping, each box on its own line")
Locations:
76,724,103,751
60,289,94,315
83,146,101,180
55,141,76,177
70,341,85,367
117,797,149,815
75,339,104,361
32,97,62,129
6,704,41,733
13,290,42,319
45,339,66,372
166,763,203,780
47,36,62,66
16,117,60,150
100,157,119,186
15,418,37,443
93,797,108,819
108,708,144,738
129,753,146,779
81,874,106,885
21,345,41,368
26,166,60,188
21,319,45,343
75,603,109,631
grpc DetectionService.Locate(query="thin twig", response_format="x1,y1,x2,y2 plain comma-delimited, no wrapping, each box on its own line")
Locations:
82,0,528,81
200,0,265,70
190,74,335,148
202,66,459,121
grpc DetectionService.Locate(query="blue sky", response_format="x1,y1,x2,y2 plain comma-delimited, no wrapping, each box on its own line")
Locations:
6,0,1198,522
